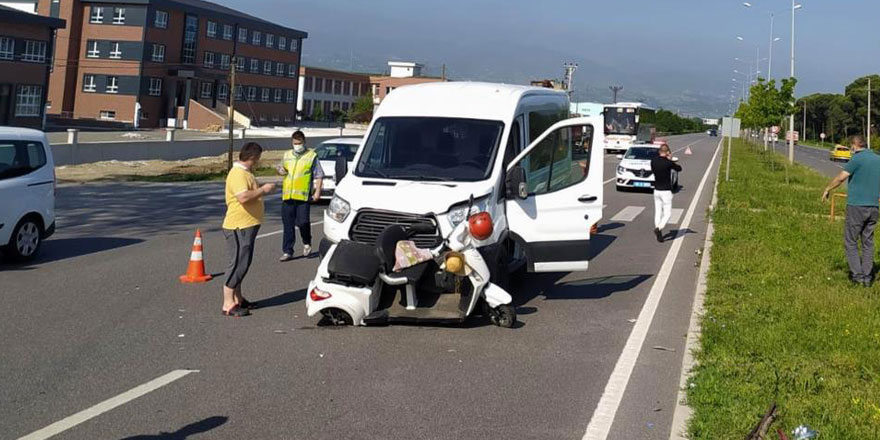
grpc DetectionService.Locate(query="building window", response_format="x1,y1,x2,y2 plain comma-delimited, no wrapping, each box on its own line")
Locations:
14,85,42,117
250,59,259,73
203,51,215,68
220,54,230,70
274,88,282,103
149,78,162,96
290,39,298,51
182,14,198,63
334,80,342,95
286,89,294,103
288,64,296,78
263,60,272,75
112,7,125,25
278,36,286,51
315,78,323,93
343,81,350,95
218,83,228,100
261,88,269,102
223,24,233,40
151,44,165,62
247,86,256,101
206,21,217,38
109,42,122,59
342,102,350,112
0,37,13,60
276,63,284,77
90,7,103,23
251,31,261,46
99,110,116,120
106,76,119,93
86,40,100,58
272,114,279,122
238,27,247,43
324,79,332,94
234,84,243,100
265,34,274,48
304,77,312,92
155,10,168,28
83,75,97,92
200,82,212,99
22,40,47,63
236,56,244,72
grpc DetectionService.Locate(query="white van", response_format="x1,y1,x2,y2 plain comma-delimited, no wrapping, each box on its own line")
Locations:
0,127,56,261
323,82,605,281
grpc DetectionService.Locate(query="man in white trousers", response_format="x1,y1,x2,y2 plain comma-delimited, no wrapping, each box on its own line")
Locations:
650,144,681,242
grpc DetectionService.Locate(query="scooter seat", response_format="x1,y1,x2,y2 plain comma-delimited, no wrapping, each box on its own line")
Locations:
385,262,429,284
327,241,380,287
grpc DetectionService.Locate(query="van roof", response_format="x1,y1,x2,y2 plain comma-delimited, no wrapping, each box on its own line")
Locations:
375,82,568,121
0,126,47,141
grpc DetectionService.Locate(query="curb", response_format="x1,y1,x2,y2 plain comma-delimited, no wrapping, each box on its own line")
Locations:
668,139,722,439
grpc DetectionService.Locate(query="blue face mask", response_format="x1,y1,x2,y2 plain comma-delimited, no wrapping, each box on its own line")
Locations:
293,143,305,154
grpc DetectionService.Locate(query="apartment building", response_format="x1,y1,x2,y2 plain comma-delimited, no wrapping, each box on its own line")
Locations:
34,0,306,128
0,4,65,128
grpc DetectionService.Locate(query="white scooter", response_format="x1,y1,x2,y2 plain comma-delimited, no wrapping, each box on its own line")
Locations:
306,208,516,328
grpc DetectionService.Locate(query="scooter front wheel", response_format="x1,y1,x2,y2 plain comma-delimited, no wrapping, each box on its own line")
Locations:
320,308,353,326
484,303,517,328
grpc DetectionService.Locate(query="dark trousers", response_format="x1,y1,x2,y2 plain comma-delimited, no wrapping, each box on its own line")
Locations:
844,205,879,282
282,200,311,254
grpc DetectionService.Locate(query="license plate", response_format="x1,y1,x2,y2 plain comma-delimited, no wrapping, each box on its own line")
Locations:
634,182,651,188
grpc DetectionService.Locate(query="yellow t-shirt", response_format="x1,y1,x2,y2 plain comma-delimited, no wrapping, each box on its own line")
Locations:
222,163,264,229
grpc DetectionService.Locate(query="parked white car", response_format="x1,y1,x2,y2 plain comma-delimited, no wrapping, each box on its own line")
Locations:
314,137,362,199
0,127,56,261
615,143,678,191
324,82,606,277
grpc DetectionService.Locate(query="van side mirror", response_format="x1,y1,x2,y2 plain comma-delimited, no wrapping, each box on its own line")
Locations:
334,156,348,183
506,166,528,200
616,154,623,160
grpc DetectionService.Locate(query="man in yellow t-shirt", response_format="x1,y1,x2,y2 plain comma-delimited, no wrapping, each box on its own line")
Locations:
221,142,275,317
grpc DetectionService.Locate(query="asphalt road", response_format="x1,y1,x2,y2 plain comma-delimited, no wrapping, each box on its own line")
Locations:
767,140,843,178
0,133,721,440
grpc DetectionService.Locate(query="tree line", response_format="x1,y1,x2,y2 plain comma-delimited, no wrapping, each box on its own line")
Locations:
796,75,878,144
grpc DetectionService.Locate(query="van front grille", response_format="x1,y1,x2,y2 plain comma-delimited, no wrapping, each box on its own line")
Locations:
349,210,441,248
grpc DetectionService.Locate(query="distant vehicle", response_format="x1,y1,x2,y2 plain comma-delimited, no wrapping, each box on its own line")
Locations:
829,144,852,162
314,137,362,199
615,143,678,191
0,127,56,261
707,129,718,137
603,102,656,153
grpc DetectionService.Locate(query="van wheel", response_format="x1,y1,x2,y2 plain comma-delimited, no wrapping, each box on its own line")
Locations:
484,303,516,328
320,308,353,326
5,218,42,261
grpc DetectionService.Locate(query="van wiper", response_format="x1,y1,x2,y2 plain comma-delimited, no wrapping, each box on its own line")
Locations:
364,169,390,179
391,175,450,182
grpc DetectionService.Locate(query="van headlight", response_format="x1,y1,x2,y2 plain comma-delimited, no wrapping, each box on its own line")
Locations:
617,165,626,174
447,195,490,228
328,195,351,223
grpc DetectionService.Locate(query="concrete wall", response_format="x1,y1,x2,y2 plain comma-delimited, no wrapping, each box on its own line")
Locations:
51,135,350,166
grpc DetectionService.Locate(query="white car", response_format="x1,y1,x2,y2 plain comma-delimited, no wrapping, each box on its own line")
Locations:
0,127,56,261
315,137,362,199
615,144,678,191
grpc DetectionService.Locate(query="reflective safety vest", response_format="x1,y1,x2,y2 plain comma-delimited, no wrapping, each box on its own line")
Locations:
281,149,317,201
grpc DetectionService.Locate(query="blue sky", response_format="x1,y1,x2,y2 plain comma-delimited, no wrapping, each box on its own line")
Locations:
219,0,879,114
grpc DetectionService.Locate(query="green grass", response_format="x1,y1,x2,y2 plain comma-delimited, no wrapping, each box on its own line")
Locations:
687,139,880,439
120,166,277,182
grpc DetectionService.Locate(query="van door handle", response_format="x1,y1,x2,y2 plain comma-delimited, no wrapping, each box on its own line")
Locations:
578,195,598,203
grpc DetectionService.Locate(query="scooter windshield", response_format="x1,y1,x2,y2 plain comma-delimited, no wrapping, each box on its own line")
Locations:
354,117,503,182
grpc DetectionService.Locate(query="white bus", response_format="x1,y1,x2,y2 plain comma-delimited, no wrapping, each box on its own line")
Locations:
603,102,656,153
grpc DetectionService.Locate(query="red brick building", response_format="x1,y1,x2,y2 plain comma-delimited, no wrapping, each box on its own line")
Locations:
36,0,306,128
0,5,65,128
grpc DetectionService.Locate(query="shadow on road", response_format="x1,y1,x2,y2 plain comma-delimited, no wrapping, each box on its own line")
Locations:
665,228,697,241
254,289,306,310
119,416,228,439
0,237,143,270
512,272,652,307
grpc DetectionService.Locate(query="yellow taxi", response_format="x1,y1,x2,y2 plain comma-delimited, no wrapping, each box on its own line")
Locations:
830,144,852,162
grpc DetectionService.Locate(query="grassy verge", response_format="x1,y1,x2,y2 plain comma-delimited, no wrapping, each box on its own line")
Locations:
687,139,880,438
118,166,278,182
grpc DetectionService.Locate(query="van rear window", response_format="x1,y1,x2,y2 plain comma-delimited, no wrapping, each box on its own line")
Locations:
0,140,47,180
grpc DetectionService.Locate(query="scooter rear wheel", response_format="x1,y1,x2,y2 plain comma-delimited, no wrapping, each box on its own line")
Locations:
320,308,353,326
485,303,517,328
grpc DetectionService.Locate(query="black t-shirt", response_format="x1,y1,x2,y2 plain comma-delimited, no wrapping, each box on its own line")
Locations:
650,156,682,191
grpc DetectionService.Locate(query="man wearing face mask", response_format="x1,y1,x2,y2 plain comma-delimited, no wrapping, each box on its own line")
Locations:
277,130,324,261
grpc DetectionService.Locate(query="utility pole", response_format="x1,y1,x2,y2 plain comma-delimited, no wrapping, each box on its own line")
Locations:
441,64,446,81
227,55,237,171
803,100,807,142
788,0,796,164
610,85,623,103
563,62,578,98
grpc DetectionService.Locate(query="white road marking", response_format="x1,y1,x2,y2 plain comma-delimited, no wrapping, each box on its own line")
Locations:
256,221,323,240
610,206,644,222
582,138,722,440
18,369,199,440
668,208,684,224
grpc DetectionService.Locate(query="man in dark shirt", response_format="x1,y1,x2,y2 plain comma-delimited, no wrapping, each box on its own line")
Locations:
650,144,682,242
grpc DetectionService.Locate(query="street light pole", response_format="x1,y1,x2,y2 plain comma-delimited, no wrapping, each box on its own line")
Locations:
869,77,872,149
788,0,796,164
768,14,774,80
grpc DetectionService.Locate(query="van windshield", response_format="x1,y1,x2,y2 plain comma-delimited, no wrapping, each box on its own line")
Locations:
354,117,503,182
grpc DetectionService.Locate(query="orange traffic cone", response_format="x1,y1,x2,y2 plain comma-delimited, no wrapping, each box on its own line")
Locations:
180,230,212,283
684,147,693,155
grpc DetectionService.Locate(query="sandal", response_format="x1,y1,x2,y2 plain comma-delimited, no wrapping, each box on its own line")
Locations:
240,298,256,310
222,305,251,317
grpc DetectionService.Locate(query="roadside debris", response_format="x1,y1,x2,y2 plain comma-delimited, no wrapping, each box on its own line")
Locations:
652,345,676,352
273,330,287,334
627,318,637,323
791,425,817,439
746,402,777,440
